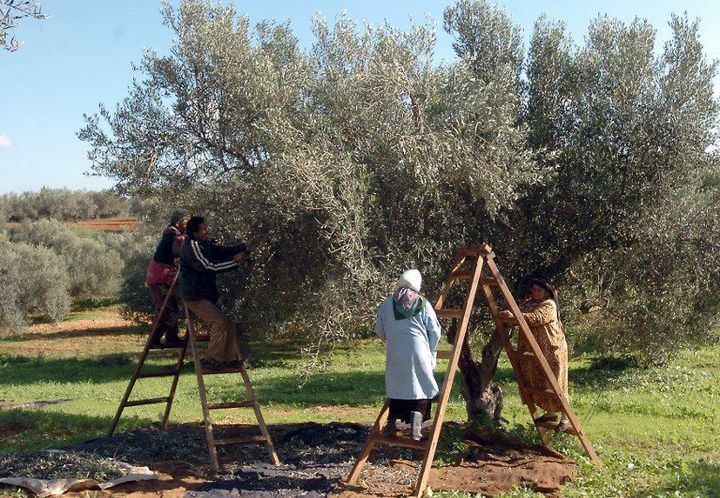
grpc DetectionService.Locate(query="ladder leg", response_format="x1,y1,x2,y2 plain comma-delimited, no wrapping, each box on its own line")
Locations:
345,399,390,486
527,401,552,448
187,306,221,475
239,364,280,465
160,343,188,430
108,327,157,436
109,274,180,437
485,257,602,466
412,403,446,498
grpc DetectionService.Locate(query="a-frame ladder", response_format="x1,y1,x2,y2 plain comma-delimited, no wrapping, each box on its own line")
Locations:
108,274,280,474
108,272,186,436
184,304,280,474
345,244,600,498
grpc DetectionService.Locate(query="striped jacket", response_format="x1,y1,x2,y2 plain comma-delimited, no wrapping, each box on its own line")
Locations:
179,238,247,303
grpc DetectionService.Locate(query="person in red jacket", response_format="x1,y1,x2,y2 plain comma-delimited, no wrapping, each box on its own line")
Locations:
145,211,187,347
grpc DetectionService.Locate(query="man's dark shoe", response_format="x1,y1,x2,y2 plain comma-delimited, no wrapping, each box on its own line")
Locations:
161,336,187,347
200,357,225,371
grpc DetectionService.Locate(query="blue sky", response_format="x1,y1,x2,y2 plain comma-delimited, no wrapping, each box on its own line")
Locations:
1,0,718,194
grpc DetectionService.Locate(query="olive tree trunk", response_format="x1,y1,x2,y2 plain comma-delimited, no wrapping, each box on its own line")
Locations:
447,323,505,421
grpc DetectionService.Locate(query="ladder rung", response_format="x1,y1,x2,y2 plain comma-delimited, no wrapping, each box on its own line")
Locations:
207,401,255,410
124,396,169,407
480,277,498,286
196,335,211,342
435,309,464,320
436,350,453,360
148,343,186,350
521,351,535,357
456,245,493,257
373,434,429,450
536,420,578,436
137,368,179,379
214,434,268,446
201,366,245,375
500,316,518,324
449,271,474,280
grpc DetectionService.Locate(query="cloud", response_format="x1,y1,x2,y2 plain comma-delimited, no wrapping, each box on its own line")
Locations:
0,135,12,149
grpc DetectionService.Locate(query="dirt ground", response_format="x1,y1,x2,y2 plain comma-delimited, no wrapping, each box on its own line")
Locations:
44,422,575,497
6,217,137,232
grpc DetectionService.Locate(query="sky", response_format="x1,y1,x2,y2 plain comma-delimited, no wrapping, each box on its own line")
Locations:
1,0,718,194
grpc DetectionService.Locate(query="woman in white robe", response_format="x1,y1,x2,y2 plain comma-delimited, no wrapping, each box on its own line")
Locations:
374,269,441,440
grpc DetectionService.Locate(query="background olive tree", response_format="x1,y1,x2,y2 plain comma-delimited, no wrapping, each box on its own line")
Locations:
0,0,46,51
80,0,720,421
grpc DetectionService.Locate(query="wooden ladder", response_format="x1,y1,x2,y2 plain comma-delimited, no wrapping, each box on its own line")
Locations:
345,244,600,498
184,303,280,474
108,272,186,436
108,273,280,474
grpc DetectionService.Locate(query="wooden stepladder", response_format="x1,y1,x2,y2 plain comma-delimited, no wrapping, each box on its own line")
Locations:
108,272,186,436
108,273,279,474
345,244,600,498
184,303,280,474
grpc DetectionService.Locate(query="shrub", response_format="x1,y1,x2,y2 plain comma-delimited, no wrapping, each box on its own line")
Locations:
0,238,71,330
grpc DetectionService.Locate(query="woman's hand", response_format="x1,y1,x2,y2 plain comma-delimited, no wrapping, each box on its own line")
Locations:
499,309,514,320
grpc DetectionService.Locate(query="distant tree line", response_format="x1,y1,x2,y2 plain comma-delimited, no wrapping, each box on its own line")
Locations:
0,188,156,222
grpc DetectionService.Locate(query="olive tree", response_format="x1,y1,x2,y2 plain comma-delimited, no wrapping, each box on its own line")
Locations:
81,0,719,422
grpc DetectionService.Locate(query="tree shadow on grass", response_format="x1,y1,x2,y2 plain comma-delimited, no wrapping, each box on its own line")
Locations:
675,461,720,497
639,460,720,497
0,408,151,455
0,353,152,385
236,369,465,408
0,325,146,342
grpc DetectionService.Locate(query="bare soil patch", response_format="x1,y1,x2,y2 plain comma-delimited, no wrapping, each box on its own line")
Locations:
6,218,137,232
2,311,145,357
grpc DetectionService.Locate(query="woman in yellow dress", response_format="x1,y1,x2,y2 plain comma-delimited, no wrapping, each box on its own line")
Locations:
501,277,570,432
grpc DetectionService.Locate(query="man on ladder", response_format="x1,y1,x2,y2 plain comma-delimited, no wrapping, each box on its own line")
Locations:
179,215,261,370
109,214,280,473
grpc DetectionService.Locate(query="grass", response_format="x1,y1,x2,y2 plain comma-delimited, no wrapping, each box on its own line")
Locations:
1,307,719,497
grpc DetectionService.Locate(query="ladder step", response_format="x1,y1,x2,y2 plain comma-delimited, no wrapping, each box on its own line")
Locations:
137,368,179,379
207,401,256,410
456,244,493,257
536,420,579,436
196,335,211,342
500,316,518,324
436,350,453,360
214,434,268,446
435,309,464,320
480,277,498,286
201,366,245,375
148,343,186,350
373,434,429,450
124,396,169,407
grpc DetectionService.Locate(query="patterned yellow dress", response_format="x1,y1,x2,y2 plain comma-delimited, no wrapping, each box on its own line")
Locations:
518,298,568,412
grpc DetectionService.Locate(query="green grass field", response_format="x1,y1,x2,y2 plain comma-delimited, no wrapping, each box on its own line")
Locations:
0,307,718,497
